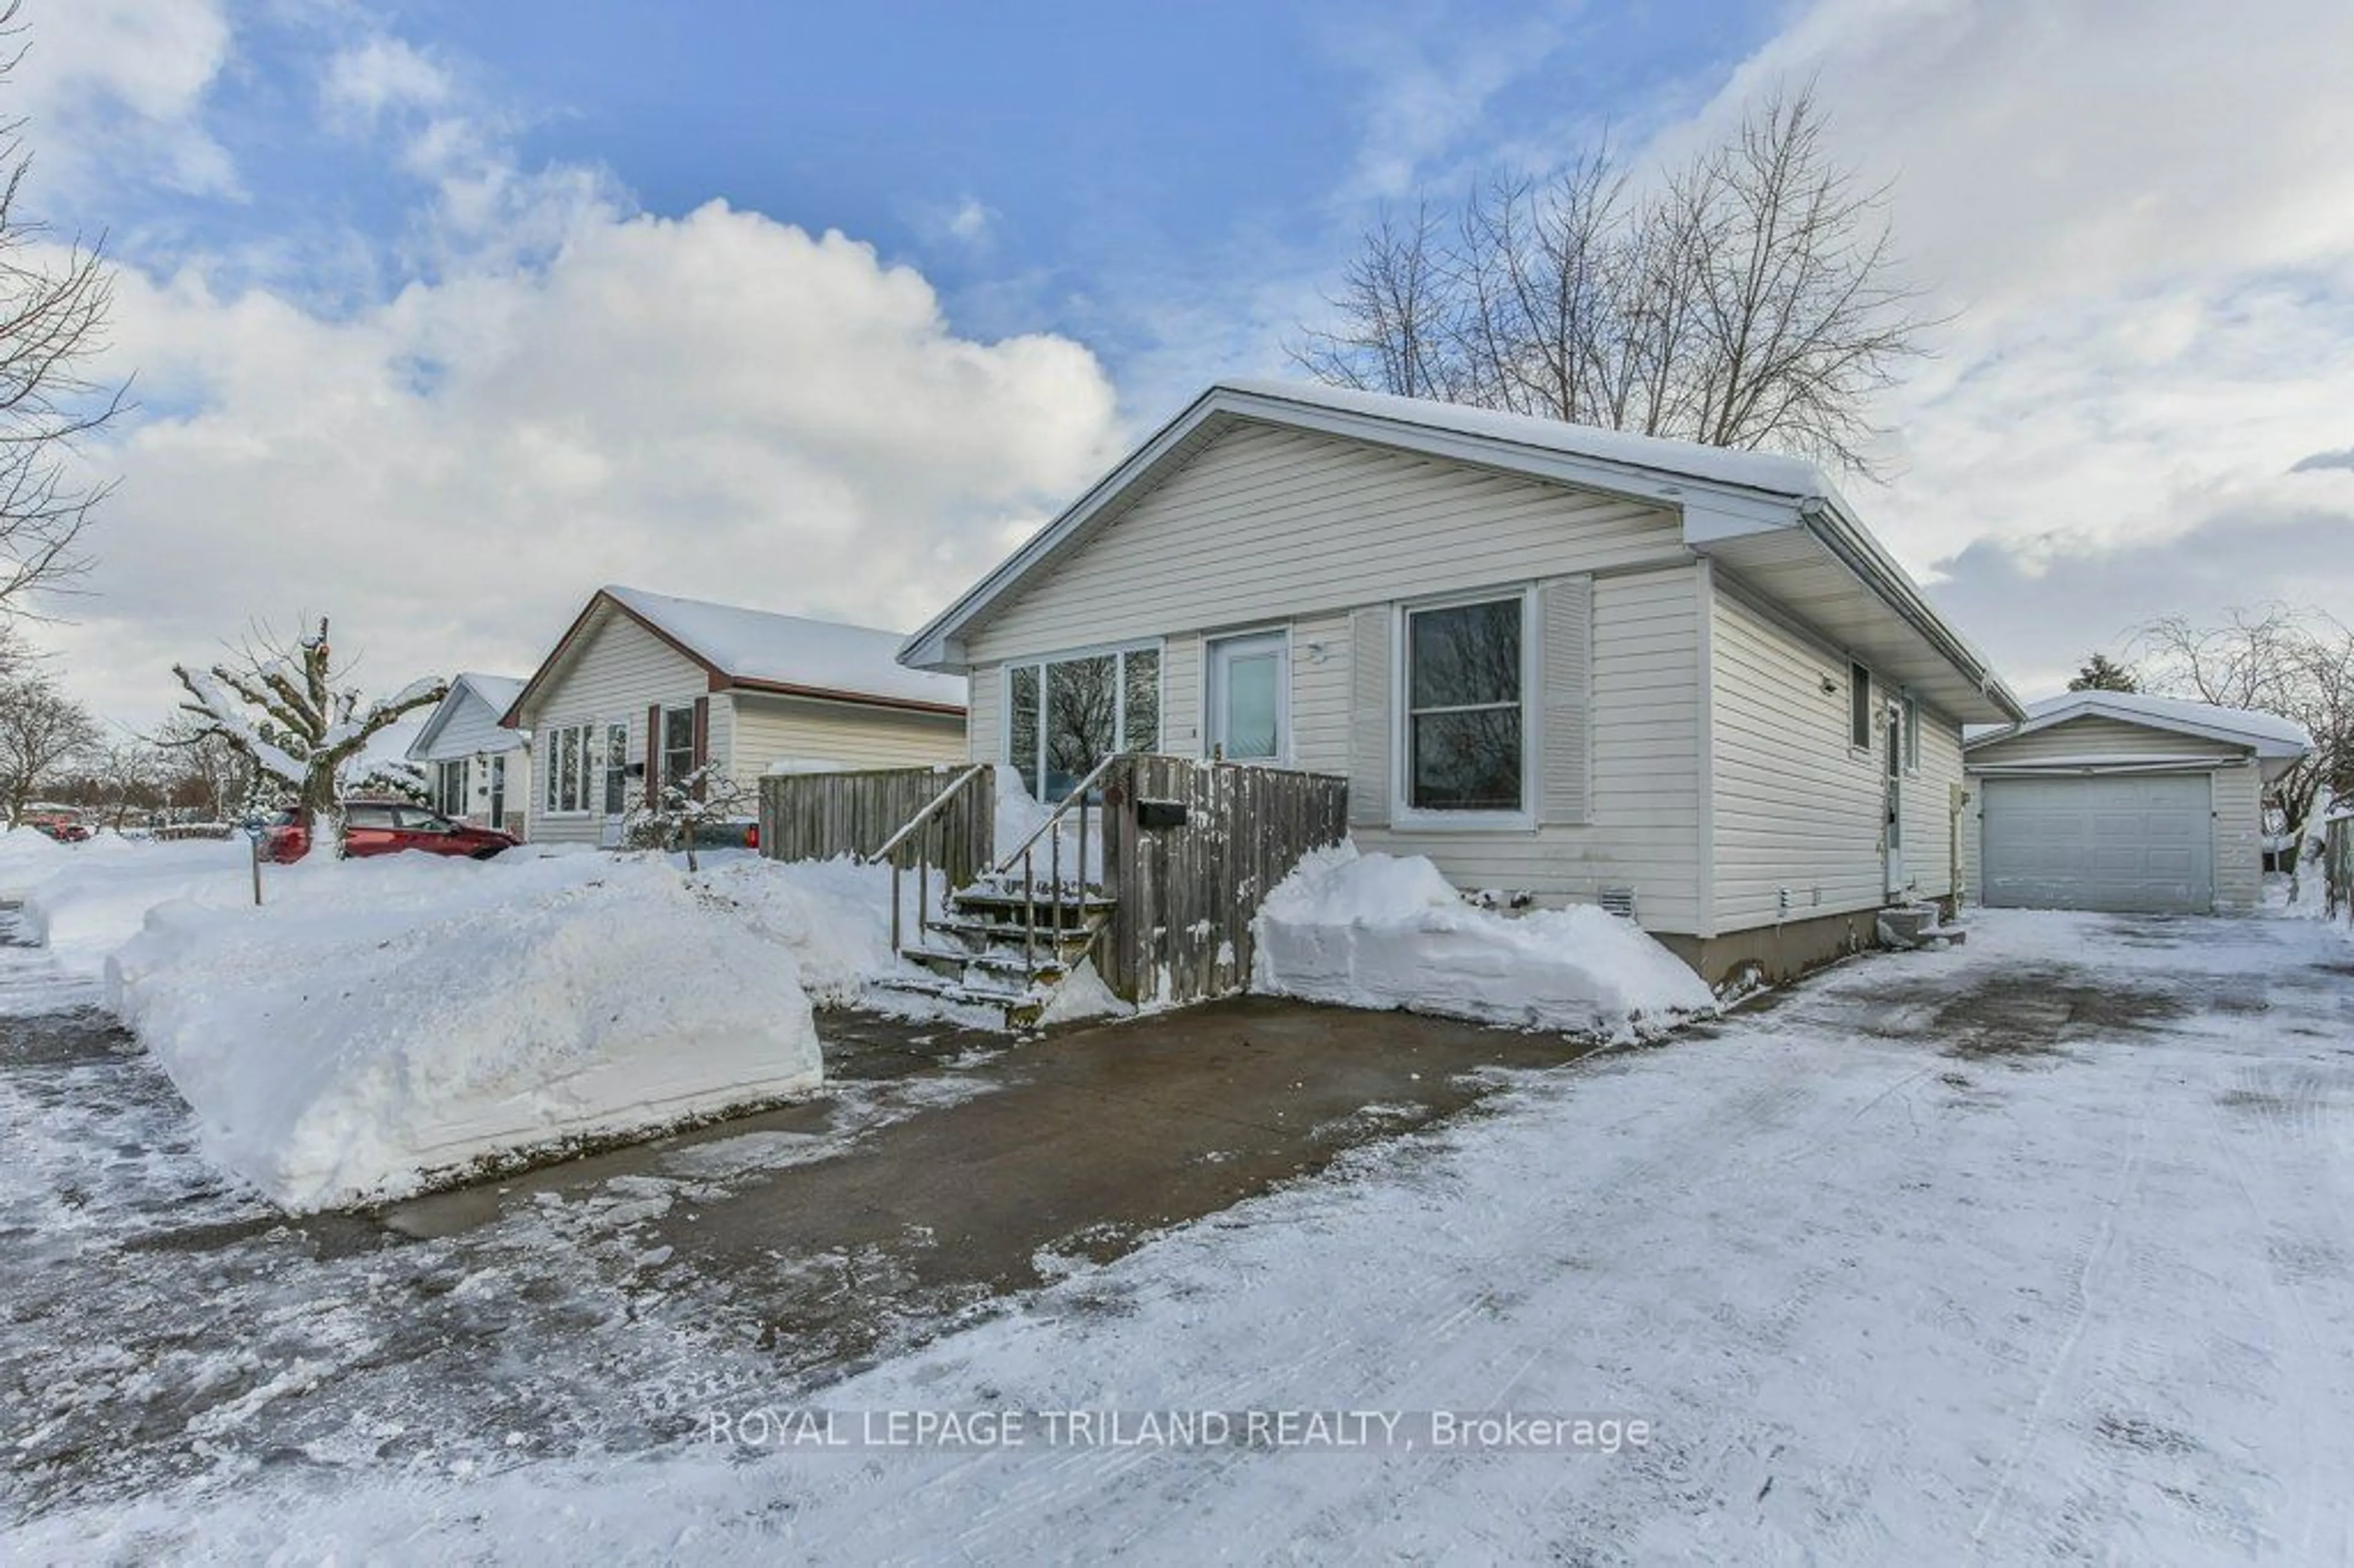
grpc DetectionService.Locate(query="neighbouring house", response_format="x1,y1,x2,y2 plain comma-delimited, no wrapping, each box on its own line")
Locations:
1962,691,2311,915
406,674,531,836
506,585,967,847
900,379,2024,986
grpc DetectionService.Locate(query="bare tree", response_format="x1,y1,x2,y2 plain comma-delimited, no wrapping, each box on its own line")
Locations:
0,1,127,611
171,617,446,855
1289,202,1463,402
2132,604,2354,833
82,734,162,830
1292,87,1933,474
0,666,94,823
153,709,251,821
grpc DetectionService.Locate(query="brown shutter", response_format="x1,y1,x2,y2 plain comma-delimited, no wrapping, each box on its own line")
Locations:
691,697,710,800
645,703,662,798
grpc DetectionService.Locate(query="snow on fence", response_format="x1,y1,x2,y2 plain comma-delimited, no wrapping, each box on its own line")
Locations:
1100,756,1349,1006
758,766,996,881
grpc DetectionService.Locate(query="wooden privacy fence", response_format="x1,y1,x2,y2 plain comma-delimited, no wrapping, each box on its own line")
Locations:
1099,756,1350,1006
2327,814,2352,921
759,766,996,881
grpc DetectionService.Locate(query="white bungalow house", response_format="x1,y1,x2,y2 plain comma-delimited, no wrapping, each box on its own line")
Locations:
1962,691,2310,915
405,673,531,835
506,585,967,847
900,380,2025,985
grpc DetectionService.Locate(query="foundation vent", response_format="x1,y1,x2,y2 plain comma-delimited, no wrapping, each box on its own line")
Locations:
1598,886,1639,922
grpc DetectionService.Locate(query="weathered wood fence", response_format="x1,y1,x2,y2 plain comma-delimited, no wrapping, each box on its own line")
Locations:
1099,756,1349,1006
2328,814,2352,921
758,766,996,881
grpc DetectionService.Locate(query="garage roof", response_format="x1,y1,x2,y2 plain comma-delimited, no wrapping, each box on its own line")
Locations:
1967,692,2312,759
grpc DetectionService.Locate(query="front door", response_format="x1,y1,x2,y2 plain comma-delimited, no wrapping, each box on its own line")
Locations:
1884,705,1906,897
1207,633,1286,764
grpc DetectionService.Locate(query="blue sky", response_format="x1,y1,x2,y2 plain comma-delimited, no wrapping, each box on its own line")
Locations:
18,0,2354,725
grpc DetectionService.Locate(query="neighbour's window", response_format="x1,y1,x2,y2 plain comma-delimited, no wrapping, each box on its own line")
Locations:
1902,695,1921,772
1406,596,1524,813
542,722,598,813
1003,646,1160,800
434,758,467,818
1849,661,1872,750
603,722,630,814
662,706,698,790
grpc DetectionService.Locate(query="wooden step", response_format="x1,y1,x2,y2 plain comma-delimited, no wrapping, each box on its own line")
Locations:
951,886,1116,917
902,945,1070,982
870,970,1047,1028
926,915,1103,949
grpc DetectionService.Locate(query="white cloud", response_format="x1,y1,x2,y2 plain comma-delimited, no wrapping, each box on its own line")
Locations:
945,196,991,245
13,0,238,199
42,202,1124,725
321,36,452,126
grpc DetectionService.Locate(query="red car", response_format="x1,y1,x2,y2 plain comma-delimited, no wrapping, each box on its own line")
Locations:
262,800,520,863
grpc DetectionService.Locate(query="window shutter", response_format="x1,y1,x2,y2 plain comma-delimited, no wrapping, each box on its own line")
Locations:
645,703,661,799
1538,575,1592,825
691,697,710,800
1348,605,1392,829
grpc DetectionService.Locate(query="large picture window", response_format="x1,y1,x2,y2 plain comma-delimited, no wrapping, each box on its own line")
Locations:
1004,646,1160,801
1406,596,1524,813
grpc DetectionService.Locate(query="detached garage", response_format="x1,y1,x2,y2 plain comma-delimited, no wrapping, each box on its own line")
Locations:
1964,694,2310,915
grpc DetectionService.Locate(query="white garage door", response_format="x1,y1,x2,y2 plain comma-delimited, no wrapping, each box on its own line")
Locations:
1981,774,2214,913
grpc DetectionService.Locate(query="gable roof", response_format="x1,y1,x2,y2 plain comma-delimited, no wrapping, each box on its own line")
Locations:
1966,691,2312,759
899,379,2023,723
406,672,529,761
509,587,966,725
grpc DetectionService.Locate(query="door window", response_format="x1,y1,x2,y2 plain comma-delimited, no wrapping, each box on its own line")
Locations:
1209,634,1286,763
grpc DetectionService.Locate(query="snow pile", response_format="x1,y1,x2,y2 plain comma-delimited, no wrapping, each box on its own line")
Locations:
107,853,825,1212
20,835,253,976
692,854,906,1004
1252,844,1714,1037
0,824,71,898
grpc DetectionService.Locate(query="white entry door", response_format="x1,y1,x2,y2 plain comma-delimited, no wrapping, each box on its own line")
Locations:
1207,633,1287,764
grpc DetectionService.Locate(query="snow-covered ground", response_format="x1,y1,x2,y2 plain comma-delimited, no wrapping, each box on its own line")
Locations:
10,905,2350,1561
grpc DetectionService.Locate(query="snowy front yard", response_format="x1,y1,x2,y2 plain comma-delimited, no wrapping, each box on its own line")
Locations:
7,904,2350,1560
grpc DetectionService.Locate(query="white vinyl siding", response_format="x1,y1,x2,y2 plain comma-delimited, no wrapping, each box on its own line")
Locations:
961,423,1685,666
1710,589,1964,929
1964,713,2264,915
517,610,717,845
729,693,967,783
1299,563,1706,931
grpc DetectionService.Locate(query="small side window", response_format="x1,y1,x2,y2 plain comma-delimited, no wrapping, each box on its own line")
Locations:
1849,661,1872,750
1902,695,1921,772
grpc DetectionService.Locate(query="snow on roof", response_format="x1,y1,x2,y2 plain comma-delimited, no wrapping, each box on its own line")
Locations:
603,585,966,710
1213,378,1830,500
454,673,525,711
1978,690,2312,757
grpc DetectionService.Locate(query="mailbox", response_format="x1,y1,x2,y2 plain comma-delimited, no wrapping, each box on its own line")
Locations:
1135,797,1189,831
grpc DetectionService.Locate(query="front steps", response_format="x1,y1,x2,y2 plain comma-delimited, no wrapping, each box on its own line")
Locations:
872,878,1115,1027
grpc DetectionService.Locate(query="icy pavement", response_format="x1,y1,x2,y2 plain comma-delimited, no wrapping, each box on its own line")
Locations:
10,908,2354,1562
